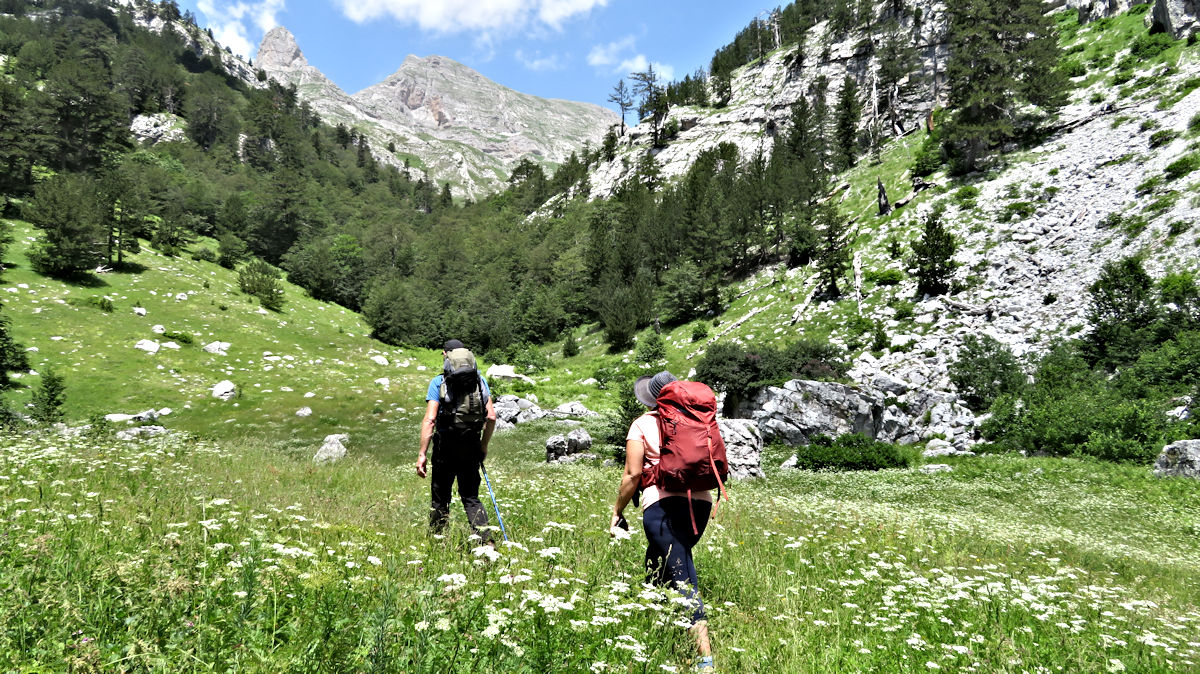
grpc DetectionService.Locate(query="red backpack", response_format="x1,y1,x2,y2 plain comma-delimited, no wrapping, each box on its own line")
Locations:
640,380,730,532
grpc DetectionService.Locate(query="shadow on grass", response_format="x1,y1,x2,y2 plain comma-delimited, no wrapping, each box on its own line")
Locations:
112,261,148,275
54,271,109,289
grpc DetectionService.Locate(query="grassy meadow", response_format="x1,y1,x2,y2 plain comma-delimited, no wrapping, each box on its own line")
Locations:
3,423,1200,672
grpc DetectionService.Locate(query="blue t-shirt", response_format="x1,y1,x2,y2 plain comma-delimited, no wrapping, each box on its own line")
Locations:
426,374,491,403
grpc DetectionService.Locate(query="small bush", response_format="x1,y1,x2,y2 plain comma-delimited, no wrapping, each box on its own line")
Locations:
690,323,709,342
1149,129,1179,148
562,331,579,358
509,342,550,374
891,300,916,320
1164,155,1199,181
1043,293,1058,305
634,332,666,363
949,334,1025,411
998,201,1036,222
163,331,194,345
1059,59,1086,79
1129,32,1177,60
1168,220,1192,237
31,367,66,425
1190,113,1200,135
190,247,217,263
238,259,285,312
695,340,848,415
790,434,916,471
911,134,943,177
953,185,980,209
86,296,114,313
865,268,904,286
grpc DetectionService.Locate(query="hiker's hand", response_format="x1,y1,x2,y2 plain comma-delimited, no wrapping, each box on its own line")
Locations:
415,454,427,478
609,511,627,537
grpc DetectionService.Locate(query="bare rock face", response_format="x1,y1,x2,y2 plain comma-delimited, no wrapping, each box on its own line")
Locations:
1154,440,1200,478
1066,0,1138,21
717,419,764,479
256,28,616,200
1152,0,1200,39
314,434,349,463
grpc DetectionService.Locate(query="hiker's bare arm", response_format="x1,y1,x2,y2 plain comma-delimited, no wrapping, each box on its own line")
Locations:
613,439,644,523
480,397,497,458
416,400,438,478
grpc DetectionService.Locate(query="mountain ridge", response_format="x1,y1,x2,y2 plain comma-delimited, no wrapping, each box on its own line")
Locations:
256,26,617,198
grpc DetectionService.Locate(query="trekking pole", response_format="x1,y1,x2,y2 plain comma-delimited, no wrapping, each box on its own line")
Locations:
480,462,509,543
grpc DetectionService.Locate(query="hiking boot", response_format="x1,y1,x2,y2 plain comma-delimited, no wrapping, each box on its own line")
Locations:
694,655,715,673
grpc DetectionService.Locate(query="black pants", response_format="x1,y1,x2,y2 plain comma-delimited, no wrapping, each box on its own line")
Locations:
643,496,711,624
429,430,491,542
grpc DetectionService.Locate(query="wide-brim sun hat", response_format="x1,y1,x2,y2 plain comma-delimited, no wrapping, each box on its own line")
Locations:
634,371,678,407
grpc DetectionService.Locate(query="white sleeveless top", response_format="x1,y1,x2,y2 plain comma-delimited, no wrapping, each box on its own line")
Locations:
626,412,713,510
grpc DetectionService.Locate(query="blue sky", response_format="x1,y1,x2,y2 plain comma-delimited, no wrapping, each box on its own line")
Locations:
180,0,762,111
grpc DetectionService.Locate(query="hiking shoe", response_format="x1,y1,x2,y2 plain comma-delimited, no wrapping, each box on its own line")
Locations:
694,655,715,673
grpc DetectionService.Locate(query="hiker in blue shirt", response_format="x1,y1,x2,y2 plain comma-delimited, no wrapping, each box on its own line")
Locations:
416,339,497,542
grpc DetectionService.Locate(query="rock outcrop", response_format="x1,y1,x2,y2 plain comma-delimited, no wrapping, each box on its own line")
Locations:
1154,440,1200,478
314,434,349,463
256,27,616,199
738,379,977,448
717,419,764,479
546,428,595,463
1151,0,1200,39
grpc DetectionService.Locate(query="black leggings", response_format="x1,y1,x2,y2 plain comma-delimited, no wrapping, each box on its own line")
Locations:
643,496,712,624
429,431,491,542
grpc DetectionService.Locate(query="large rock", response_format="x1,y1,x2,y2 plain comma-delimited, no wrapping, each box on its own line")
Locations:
718,419,764,479
211,380,237,401
134,340,160,354
547,428,593,462
1152,0,1200,39
552,401,599,418
738,379,976,447
314,434,349,463
1154,440,1200,478
494,395,523,424
486,364,536,385
203,341,231,355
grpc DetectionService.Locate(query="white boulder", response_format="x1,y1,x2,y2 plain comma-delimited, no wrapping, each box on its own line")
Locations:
211,380,237,401
296,407,312,417
486,364,536,385
134,340,160,354
203,341,231,355
314,434,349,463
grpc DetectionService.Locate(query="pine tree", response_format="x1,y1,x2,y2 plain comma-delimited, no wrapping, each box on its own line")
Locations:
911,207,958,297
944,0,1068,172
833,75,862,171
0,302,28,390
31,367,66,424
607,79,632,136
815,201,850,298
27,173,108,276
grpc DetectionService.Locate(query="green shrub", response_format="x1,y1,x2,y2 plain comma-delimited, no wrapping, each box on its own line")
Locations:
1043,293,1058,305
655,262,704,325
911,133,943,177
190,247,217,263
86,296,114,312
865,268,904,286
886,236,904,260
791,434,917,471
1165,155,1199,181
949,334,1025,411
690,323,709,342
634,332,666,363
238,259,285,312
1168,220,1192,237
509,342,550,374
1059,59,1086,78
1129,32,1177,60
1150,129,1179,148
891,300,915,320
31,367,66,425
953,185,980,209
163,331,194,345
562,331,579,358
998,201,1036,222
1190,113,1200,135
601,377,644,462
695,340,847,415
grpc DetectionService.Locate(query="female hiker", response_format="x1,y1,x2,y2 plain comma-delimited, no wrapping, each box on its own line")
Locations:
611,370,718,673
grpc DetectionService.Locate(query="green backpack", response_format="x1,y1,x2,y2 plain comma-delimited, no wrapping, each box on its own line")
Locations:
437,348,486,434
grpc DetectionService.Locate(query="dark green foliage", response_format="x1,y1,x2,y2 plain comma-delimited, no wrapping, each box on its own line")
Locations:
910,207,958,297
561,331,579,358
911,132,943,177
870,321,889,353
86,296,115,313
1128,32,1178,60
656,262,705,325
953,186,980,210
695,340,848,415
1059,60,1086,78
362,277,439,348
833,75,862,171
31,367,66,425
27,173,108,276
691,323,709,342
1164,155,1199,181
944,0,1067,172
864,269,904,286
816,202,850,298
1084,256,1158,369
1149,129,1178,148
0,302,28,389
790,434,916,472
237,259,285,312
217,233,249,270
634,332,666,363
190,247,217,263
1189,112,1200,135
949,334,1024,411
602,376,645,462
163,331,193,345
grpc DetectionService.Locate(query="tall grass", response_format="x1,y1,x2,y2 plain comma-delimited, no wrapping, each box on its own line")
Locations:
2,426,1199,672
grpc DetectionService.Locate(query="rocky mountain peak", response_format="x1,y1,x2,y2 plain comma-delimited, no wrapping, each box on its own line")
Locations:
256,26,307,72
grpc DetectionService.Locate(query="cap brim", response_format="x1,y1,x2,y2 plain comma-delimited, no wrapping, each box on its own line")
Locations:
633,375,657,407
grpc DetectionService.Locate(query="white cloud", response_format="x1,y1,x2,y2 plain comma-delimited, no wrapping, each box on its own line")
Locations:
515,49,564,72
588,34,673,81
338,0,606,35
196,0,285,59
586,35,635,68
